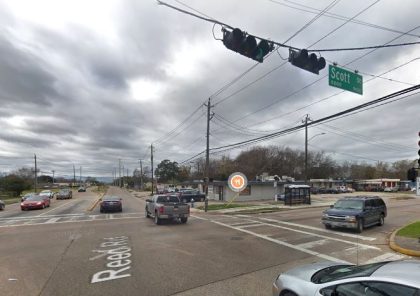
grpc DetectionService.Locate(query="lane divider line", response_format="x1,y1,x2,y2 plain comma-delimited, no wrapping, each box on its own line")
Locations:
87,193,105,212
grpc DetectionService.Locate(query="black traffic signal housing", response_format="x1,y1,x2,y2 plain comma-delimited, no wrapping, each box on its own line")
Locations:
288,49,326,75
407,168,417,182
222,28,274,63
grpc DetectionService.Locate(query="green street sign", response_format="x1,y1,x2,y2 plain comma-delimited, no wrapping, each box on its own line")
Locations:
329,65,363,95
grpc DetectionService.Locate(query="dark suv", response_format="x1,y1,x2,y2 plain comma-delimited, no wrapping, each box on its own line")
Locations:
321,196,387,233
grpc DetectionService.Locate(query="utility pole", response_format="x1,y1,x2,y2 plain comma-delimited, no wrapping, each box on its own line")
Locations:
303,114,311,183
73,165,76,188
140,159,143,190
34,154,38,193
118,159,122,188
79,166,82,185
126,168,129,187
52,170,55,185
204,98,213,212
151,144,154,195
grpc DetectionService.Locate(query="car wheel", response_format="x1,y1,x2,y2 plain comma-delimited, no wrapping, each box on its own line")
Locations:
0,205,4,210
180,217,188,224
42,204,45,209
378,214,384,226
100,208,103,213
145,208,150,218
324,224,332,230
356,218,364,233
154,213,161,225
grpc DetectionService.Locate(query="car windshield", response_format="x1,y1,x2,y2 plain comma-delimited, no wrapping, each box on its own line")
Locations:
311,262,389,284
157,196,179,203
25,196,43,201
103,197,120,201
334,199,364,210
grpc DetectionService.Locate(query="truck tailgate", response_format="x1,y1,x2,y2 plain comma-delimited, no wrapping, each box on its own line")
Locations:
163,203,189,215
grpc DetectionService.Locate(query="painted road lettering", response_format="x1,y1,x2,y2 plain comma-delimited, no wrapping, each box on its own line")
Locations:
91,236,132,283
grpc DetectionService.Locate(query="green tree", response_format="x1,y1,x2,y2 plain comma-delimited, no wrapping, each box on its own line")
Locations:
0,174,32,196
155,160,179,183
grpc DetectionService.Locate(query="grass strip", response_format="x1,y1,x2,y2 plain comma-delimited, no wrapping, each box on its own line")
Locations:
397,221,420,238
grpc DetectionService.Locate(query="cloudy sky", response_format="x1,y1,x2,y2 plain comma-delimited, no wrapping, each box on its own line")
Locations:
0,0,419,179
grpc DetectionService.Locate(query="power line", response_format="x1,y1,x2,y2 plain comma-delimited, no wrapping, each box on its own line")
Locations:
213,1,381,112
244,56,420,128
153,104,204,146
226,25,420,126
158,0,420,54
213,0,342,106
269,0,420,39
309,144,380,162
209,84,420,153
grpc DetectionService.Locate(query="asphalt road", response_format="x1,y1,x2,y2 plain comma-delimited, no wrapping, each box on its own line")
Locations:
0,187,419,296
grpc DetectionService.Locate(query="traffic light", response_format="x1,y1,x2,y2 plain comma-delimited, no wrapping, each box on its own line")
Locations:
222,28,274,63
288,49,326,74
418,131,420,166
407,168,417,182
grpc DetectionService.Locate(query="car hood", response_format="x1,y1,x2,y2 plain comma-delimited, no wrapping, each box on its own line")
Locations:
324,208,361,216
283,261,348,281
22,200,42,204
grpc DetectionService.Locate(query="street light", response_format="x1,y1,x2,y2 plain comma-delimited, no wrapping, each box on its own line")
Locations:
305,132,326,183
308,132,326,142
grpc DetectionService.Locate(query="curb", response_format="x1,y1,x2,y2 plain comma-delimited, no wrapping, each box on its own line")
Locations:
389,227,420,257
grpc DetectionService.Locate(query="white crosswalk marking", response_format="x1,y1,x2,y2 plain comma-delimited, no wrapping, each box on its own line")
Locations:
365,252,408,263
0,212,143,227
45,217,61,224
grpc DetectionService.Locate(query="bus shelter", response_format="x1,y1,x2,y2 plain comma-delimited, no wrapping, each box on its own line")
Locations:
284,185,311,205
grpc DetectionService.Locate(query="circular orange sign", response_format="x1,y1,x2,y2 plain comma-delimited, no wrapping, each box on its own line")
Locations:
228,172,248,192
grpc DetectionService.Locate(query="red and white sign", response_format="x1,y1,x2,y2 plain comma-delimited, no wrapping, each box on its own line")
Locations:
228,172,248,192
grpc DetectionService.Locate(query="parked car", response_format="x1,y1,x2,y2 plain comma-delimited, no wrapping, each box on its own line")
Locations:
0,200,5,210
384,187,398,192
322,196,387,233
21,195,50,210
56,188,72,200
21,192,37,202
178,190,206,202
78,187,86,192
40,190,54,199
310,187,319,194
145,194,190,225
100,195,122,213
272,260,420,296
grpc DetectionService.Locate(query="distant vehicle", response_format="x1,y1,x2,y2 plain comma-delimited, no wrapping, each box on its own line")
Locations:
322,196,387,233
274,193,285,201
21,195,50,210
0,200,5,210
100,196,122,213
337,186,354,193
78,187,86,192
21,192,37,202
178,190,205,203
39,190,54,199
56,188,72,200
145,195,189,225
272,260,420,296
310,187,319,194
384,187,398,192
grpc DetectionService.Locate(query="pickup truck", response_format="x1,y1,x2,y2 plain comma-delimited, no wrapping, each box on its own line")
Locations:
145,195,190,225
178,190,206,203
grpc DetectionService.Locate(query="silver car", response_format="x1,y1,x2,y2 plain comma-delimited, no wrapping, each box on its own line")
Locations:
272,260,420,296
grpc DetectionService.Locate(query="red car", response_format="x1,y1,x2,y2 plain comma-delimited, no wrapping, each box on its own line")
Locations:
21,195,50,210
